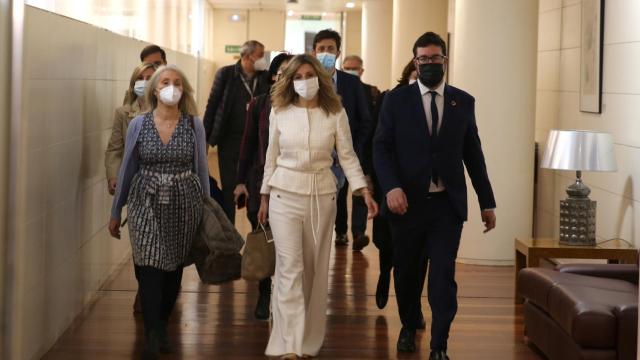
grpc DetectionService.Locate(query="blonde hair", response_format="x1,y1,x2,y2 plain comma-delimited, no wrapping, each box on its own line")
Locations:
271,54,342,115
124,62,158,105
145,65,198,116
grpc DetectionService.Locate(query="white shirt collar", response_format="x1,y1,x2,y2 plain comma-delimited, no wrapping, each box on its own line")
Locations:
418,79,445,97
332,70,337,84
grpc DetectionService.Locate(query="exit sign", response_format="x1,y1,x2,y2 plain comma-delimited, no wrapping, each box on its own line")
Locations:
301,15,322,21
225,45,241,53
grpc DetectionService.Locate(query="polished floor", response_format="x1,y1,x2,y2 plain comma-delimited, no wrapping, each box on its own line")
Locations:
42,234,543,359
43,153,543,359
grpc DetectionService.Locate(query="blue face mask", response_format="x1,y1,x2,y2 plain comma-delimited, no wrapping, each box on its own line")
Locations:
134,80,147,97
316,52,337,71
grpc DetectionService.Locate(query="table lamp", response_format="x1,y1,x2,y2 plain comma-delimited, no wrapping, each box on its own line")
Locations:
541,130,617,246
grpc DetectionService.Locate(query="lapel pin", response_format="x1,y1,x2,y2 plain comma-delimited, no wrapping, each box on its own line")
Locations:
451,100,457,107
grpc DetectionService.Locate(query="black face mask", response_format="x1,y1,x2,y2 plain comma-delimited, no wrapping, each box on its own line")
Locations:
418,63,445,88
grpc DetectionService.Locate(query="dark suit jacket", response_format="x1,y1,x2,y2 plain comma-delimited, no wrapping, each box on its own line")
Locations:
202,61,270,146
373,82,496,221
336,70,373,173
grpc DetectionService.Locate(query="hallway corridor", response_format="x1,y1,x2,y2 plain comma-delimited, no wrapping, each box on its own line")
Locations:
41,242,542,359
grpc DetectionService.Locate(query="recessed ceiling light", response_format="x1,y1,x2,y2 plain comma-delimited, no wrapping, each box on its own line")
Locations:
287,10,294,16
322,12,327,16
230,14,241,21
346,2,355,8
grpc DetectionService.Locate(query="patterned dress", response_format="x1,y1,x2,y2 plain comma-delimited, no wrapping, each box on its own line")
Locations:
127,113,203,271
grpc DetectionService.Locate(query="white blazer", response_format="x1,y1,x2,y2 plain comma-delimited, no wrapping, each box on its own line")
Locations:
260,105,367,196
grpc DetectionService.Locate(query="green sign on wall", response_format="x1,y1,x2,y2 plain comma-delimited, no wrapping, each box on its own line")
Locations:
225,45,241,54
301,15,322,21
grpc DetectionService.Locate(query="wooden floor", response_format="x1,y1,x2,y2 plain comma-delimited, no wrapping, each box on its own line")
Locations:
43,153,543,359
42,238,543,359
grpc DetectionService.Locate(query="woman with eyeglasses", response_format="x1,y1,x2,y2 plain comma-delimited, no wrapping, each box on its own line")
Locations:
257,54,378,359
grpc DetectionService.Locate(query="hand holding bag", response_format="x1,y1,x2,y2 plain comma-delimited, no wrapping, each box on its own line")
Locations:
241,223,275,281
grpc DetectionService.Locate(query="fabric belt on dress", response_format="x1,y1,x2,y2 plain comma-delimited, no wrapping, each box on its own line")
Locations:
140,169,193,205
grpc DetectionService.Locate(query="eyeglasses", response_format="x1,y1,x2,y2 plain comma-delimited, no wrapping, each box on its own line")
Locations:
415,55,447,65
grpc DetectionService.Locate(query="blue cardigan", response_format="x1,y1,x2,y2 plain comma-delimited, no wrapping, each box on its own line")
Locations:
110,113,211,220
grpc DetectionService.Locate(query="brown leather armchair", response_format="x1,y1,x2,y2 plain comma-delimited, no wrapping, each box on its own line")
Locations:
518,264,638,360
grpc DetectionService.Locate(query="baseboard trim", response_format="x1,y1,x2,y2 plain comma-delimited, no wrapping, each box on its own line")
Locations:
456,257,515,266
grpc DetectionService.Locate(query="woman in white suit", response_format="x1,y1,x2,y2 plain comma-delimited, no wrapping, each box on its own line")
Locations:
257,54,378,359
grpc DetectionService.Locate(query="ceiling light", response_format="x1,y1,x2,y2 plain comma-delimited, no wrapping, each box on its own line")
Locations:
345,2,355,8
322,12,327,16
287,10,294,17
230,14,241,22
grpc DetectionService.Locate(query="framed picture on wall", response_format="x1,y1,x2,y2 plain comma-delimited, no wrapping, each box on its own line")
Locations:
580,0,604,113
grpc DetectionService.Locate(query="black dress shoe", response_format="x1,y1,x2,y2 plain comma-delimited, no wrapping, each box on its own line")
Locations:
375,271,390,309
352,234,370,251
396,327,416,353
254,291,271,320
335,233,348,246
416,310,426,330
429,350,450,360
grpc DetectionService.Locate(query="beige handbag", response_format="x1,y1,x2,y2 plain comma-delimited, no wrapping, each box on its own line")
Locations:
241,223,275,281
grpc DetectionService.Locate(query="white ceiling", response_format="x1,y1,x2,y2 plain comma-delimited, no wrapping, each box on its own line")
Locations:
206,0,362,12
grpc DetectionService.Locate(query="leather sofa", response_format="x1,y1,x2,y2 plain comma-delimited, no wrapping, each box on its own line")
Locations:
518,264,638,360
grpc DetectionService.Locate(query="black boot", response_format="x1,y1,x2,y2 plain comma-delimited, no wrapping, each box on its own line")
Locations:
396,327,416,353
254,291,270,320
158,322,173,354
429,349,450,360
352,234,370,251
335,233,348,246
375,270,390,309
142,329,160,360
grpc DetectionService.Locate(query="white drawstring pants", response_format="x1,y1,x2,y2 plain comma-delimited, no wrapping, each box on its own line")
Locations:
265,187,337,357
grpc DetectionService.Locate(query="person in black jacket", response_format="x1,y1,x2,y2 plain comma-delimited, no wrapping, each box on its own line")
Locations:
342,54,382,251
374,32,496,359
203,40,271,224
311,29,373,251
233,53,293,320
367,59,418,311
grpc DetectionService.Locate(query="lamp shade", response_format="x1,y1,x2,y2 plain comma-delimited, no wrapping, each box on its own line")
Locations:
541,130,617,171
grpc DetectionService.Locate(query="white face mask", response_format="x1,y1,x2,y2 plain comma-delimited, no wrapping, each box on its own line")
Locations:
254,57,268,71
158,85,182,106
293,77,320,100
344,69,360,78
134,80,147,97
408,78,417,85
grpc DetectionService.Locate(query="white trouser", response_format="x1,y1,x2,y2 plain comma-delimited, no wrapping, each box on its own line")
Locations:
265,187,337,357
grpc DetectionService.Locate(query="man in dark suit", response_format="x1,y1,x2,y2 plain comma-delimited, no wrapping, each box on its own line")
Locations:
311,29,373,251
373,32,496,360
203,40,271,224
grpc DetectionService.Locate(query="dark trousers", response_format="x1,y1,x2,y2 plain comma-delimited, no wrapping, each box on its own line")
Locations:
335,180,368,237
248,210,273,295
136,265,184,335
374,211,427,313
218,138,242,224
389,192,463,351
